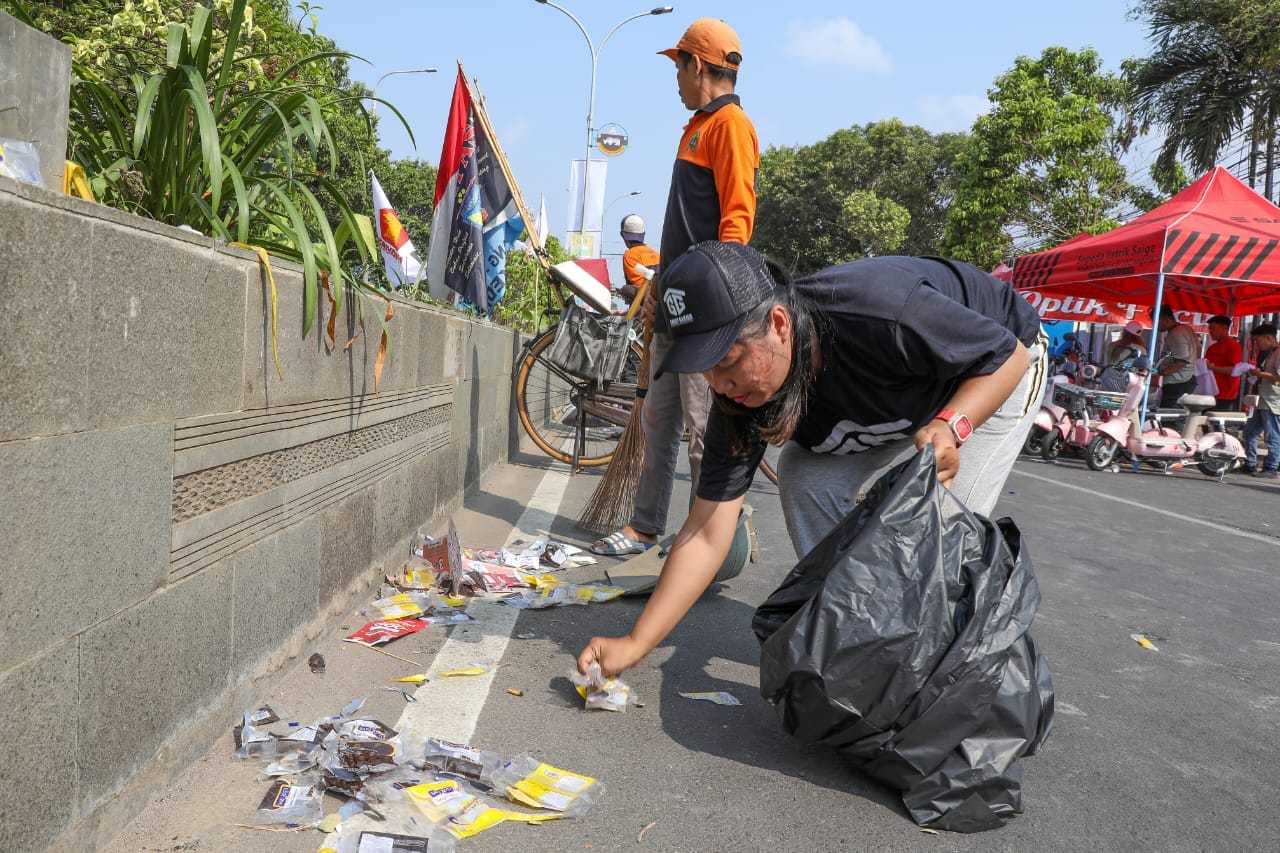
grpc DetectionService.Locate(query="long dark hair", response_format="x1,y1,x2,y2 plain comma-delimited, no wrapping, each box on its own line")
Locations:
713,260,823,452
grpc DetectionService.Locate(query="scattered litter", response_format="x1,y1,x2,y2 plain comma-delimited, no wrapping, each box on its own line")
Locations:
345,619,431,648
514,632,537,640
318,812,343,833
638,820,658,843
1131,633,1159,651
437,665,489,678
361,645,424,667
252,779,323,825
571,662,634,712
502,583,625,610
919,827,941,836
398,674,430,685
679,691,741,706
309,653,327,674
505,688,524,697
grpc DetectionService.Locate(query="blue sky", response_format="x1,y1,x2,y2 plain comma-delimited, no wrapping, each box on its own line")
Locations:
321,1,1154,282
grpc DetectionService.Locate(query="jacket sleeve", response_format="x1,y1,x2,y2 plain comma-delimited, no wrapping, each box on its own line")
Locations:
705,110,759,244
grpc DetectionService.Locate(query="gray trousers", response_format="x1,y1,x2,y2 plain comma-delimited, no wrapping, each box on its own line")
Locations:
631,332,712,537
779,343,1047,557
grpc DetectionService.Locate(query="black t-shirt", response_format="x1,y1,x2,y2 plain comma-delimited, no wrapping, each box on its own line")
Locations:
697,256,1043,502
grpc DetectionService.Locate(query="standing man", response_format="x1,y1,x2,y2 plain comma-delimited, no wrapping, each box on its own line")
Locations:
1155,306,1199,404
1203,315,1244,409
1244,323,1280,479
618,214,659,305
592,17,759,556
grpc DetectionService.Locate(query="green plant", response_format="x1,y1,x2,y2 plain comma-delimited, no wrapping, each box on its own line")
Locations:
66,0,412,336
493,236,571,333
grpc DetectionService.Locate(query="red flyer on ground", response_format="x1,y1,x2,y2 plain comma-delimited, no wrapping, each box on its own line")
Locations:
343,619,429,647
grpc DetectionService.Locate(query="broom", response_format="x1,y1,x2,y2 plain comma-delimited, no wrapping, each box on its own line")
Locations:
578,322,653,534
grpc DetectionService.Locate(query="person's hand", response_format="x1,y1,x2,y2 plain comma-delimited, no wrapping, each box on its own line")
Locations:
578,634,648,678
914,420,960,487
642,290,657,327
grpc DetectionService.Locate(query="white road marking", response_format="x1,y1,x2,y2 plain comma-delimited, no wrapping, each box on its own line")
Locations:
396,458,574,743
1011,467,1280,547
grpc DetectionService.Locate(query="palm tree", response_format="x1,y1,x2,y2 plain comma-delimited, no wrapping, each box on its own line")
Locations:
1127,0,1280,199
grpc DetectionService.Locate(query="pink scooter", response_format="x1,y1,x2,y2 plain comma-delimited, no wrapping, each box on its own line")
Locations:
1039,380,1127,462
1085,359,1245,478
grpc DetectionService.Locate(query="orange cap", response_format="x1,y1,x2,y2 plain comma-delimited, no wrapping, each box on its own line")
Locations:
659,17,742,70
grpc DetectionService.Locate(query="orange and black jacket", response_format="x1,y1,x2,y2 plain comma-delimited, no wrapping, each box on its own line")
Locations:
656,93,759,331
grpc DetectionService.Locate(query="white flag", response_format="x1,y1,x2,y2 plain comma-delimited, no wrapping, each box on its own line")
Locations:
371,171,420,289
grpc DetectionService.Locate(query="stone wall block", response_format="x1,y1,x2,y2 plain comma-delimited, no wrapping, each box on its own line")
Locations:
318,486,377,608
0,424,171,674
0,640,78,853
230,518,320,676
77,566,233,812
87,222,245,426
0,195,93,440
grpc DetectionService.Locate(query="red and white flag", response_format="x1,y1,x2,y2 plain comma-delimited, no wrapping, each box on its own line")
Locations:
371,171,420,289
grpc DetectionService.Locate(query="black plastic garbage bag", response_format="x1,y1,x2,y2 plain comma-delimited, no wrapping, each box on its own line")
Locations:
753,449,1054,833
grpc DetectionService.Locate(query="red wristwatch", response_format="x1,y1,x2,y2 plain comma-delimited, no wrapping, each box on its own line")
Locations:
934,408,973,445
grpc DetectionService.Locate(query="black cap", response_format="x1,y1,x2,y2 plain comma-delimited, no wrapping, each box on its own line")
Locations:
657,241,778,377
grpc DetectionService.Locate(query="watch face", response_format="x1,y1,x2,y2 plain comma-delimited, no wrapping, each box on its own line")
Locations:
953,416,974,441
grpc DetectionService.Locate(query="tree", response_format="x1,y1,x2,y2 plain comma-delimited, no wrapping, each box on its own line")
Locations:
753,119,968,274
1126,0,1280,199
943,47,1138,270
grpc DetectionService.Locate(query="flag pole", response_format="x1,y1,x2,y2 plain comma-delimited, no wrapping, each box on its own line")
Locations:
461,63,548,273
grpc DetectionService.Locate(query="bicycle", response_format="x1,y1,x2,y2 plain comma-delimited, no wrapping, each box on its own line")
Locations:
512,265,779,484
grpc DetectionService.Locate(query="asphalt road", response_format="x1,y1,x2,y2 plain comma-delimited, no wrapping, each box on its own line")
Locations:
108,444,1280,853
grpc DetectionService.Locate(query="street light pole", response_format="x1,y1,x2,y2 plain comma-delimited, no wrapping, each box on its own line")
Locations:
370,67,438,122
534,2,673,256
604,190,643,227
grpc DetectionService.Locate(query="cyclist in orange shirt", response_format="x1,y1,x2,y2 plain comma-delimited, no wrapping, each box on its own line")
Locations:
619,214,659,304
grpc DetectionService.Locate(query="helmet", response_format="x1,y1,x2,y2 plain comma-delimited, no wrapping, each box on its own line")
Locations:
620,214,645,241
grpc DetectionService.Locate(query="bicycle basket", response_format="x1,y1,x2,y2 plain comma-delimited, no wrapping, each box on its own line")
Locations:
547,304,631,385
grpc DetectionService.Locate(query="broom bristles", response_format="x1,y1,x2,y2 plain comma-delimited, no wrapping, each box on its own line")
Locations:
577,395,647,533
578,324,652,534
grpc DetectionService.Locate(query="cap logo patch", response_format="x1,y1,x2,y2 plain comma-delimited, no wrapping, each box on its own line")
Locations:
664,288,693,326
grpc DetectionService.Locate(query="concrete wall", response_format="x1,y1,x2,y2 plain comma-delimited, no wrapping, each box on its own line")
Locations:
0,175,522,853
0,11,70,190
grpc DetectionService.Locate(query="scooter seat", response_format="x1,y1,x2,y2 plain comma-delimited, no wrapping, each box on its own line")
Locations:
1179,394,1217,408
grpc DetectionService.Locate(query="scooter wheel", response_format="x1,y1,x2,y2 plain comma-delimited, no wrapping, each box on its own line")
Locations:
1040,431,1063,461
1198,454,1234,478
1086,435,1119,471
1024,427,1046,456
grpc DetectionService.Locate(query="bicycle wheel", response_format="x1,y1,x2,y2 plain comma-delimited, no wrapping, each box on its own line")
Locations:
514,328,644,467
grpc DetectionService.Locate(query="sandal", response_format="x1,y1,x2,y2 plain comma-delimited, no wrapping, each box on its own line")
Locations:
590,531,655,557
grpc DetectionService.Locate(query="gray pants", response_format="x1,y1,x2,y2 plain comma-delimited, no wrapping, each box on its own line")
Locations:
631,332,713,537
779,343,1047,557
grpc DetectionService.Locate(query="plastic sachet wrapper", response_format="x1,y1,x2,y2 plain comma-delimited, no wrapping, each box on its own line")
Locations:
502,583,625,610
402,779,508,839
348,829,455,853
419,738,506,786
319,720,399,776
499,539,546,570
570,662,634,712
490,758,604,816
252,778,324,825
371,591,431,620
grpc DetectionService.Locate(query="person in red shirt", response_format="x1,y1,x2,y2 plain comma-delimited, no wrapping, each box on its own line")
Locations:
1204,315,1244,408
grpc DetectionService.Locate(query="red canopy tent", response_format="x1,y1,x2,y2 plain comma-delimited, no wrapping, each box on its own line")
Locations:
1012,166,1280,317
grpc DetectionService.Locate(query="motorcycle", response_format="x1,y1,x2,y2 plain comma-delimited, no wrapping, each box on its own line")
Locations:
1085,359,1245,478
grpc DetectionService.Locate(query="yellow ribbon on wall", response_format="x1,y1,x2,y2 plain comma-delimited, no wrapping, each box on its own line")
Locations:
230,242,284,380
